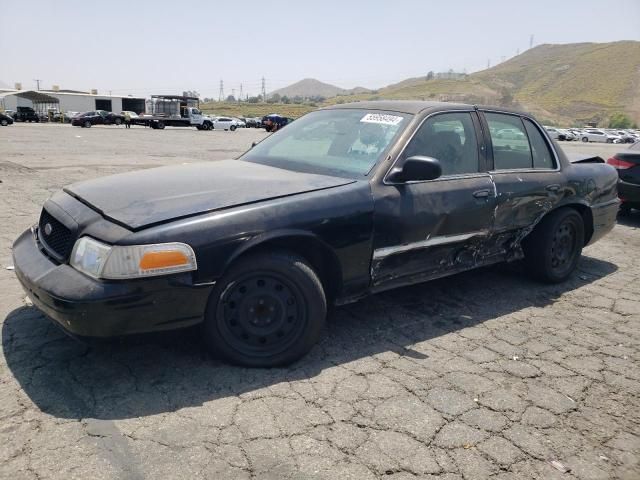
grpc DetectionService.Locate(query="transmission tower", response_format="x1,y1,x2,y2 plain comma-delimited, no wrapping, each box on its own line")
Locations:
218,80,224,101
33,79,41,90
261,77,266,102
239,83,243,102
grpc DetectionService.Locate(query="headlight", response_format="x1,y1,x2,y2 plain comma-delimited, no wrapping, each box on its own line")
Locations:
70,237,197,279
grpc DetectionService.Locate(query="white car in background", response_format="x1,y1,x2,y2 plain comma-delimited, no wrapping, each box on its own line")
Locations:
580,129,621,143
120,111,139,118
212,116,243,131
544,127,561,140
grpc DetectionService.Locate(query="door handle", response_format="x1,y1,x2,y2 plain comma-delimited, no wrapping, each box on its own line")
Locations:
473,189,491,199
546,184,561,192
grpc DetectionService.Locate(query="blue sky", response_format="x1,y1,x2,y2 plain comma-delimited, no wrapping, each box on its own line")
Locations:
1,0,639,98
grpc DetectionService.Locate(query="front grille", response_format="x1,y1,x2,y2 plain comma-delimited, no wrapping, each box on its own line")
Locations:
39,209,74,261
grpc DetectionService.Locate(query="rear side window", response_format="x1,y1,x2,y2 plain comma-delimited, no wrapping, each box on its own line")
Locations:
523,119,557,169
403,112,479,176
485,113,532,170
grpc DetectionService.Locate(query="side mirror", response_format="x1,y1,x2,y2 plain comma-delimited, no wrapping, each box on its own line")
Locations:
387,156,442,183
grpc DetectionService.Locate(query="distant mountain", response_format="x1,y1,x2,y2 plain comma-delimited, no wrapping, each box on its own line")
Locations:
325,41,640,125
270,78,370,99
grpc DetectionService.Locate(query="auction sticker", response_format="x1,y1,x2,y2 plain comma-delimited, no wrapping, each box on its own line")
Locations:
360,113,403,126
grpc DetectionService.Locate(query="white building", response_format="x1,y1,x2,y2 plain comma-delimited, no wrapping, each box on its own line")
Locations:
0,89,145,114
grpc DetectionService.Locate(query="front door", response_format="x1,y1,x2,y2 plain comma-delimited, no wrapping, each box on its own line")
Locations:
371,111,497,289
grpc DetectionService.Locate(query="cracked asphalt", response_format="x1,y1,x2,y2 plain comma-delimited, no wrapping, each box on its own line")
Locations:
1,123,639,479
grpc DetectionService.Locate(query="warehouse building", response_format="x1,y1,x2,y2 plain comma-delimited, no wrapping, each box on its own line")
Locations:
0,87,145,115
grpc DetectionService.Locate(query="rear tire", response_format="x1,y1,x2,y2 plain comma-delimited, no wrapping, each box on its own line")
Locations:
84,120,92,128
582,137,588,142
114,118,122,125
230,125,237,131
156,121,165,129
1,119,7,126
523,208,584,283
204,251,326,367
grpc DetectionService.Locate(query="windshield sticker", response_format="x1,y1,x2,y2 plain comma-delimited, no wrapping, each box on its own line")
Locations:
360,113,403,126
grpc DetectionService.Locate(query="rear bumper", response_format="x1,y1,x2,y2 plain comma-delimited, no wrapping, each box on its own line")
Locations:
12,228,213,338
618,179,640,205
587,198,620,246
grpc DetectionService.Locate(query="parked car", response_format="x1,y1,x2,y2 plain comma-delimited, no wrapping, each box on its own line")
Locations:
12,106,40,123
262,114,293,132
245,117,263,128
607,141,640,214
212,116,242,131
0,112,14,126
544,127,564,140
580,129,620,143
71,110,125,127
12,101,619,367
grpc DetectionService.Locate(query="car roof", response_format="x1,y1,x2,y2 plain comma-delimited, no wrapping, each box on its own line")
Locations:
323,100,530,117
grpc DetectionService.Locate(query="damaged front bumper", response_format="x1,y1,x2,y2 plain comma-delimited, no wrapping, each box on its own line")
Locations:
12,228,213,338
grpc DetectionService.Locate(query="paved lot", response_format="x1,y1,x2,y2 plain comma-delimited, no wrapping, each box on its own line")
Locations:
1,123,639,479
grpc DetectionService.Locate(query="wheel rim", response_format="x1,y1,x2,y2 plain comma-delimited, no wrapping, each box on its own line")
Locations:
1,120,7,126
217,272,307,357
550,220,577,273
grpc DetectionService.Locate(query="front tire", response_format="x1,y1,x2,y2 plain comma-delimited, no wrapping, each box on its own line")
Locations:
523,208,584,283
84,120,92,128
204,251,326,367
1,119,7,126
114,118,122,125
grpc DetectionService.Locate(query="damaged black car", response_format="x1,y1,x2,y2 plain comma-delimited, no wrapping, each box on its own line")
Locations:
13,101,619,367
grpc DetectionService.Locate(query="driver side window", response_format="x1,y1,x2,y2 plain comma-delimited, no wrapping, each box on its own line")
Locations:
403,112,479,176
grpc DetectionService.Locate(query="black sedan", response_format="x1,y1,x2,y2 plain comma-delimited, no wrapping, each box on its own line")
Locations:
607,141,640,214
71,110,125,127
13,101,619,366
0,112,14,126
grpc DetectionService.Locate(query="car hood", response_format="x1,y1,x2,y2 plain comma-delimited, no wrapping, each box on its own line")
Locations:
64,160,355,230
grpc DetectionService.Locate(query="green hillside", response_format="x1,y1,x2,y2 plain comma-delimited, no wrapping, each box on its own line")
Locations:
328,41,640,125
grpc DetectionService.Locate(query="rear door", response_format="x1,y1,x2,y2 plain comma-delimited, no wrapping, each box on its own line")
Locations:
371,110,497,288
480,110,564,238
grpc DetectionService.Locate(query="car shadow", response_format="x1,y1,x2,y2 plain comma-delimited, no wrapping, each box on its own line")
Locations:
2,255,617,420
616,209,640,227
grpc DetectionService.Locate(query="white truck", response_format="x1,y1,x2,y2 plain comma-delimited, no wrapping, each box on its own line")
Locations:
132,95,214,130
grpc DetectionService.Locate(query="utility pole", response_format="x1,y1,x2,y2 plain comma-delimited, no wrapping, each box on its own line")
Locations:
218,80,224,101
34,79,41,90
261,77,266,102
529,34,534,49
231,88,236,101
239,83,243,102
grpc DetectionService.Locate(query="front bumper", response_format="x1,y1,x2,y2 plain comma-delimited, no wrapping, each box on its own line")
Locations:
12,228,213,338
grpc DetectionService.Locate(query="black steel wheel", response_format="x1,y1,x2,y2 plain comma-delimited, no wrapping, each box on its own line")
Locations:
114,118,122,125
84,120,92,128
1,119,7,126
204,251,326,367
523,208,584,283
